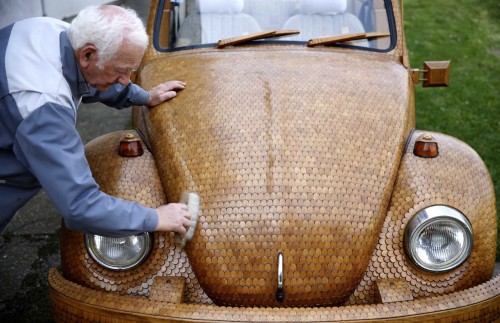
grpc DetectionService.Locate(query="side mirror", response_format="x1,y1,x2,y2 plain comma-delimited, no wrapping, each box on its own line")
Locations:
411,61,451,87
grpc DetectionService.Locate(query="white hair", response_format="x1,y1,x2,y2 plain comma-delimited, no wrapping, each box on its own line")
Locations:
69,5,148,68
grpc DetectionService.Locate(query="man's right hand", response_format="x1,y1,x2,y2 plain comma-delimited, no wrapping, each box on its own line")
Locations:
155,203,191,237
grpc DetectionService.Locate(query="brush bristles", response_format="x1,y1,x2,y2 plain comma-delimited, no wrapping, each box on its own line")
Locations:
178,192,200,248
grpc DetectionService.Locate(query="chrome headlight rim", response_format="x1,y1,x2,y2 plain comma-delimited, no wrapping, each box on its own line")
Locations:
404,205,473,273
85,232,152,271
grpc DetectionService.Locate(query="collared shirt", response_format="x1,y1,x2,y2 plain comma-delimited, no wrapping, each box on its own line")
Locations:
0,17,157,236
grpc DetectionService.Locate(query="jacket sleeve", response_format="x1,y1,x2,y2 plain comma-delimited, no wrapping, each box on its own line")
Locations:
13,102,158,237
81,83,149,109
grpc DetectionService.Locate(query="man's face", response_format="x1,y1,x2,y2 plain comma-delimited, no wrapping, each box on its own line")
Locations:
79,41,145,92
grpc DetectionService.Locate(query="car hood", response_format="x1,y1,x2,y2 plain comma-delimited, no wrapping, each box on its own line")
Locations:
139,48,411,307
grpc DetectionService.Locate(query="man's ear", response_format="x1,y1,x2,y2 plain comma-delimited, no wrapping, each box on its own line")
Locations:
77,44,98,68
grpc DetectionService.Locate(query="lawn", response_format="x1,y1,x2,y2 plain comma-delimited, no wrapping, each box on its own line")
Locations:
403,0,500,259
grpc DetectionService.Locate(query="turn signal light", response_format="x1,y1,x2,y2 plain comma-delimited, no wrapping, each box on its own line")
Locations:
413,134,438,158
119,133,144,157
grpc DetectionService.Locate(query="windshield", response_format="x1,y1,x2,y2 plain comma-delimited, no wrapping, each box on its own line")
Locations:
163,0,394,51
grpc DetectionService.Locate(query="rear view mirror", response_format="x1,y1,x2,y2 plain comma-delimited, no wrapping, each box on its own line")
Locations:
411,61,451,87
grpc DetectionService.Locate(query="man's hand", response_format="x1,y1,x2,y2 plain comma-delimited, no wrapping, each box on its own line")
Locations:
155,203,191,237
146,80,186,106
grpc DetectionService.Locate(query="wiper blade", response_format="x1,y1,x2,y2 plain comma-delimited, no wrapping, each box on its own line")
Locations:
307,32,390,47
216,30,300,49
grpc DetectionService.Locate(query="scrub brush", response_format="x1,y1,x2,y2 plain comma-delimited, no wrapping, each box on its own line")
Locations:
177,192,200,248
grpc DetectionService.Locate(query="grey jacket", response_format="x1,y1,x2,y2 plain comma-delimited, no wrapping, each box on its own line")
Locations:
0,17,158,237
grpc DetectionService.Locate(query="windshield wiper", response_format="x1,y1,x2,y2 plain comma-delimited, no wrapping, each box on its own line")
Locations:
216,30,300,49
307,32,390,47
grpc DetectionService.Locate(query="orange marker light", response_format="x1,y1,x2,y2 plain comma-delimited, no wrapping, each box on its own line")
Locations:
413,134,438,158
119,133,144,157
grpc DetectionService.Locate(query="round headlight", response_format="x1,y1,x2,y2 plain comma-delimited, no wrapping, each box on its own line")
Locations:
85,233,152,270
404,205,473,273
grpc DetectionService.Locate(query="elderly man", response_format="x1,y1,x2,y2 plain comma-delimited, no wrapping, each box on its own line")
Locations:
0,5,191,237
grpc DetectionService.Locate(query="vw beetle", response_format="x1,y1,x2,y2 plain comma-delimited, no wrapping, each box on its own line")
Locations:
49,0,499,321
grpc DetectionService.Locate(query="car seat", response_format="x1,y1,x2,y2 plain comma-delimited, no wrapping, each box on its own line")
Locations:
243,0,299,31
282,0,367,44
176,0,262,47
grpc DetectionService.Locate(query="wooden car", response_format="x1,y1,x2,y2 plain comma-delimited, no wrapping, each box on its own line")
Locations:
49,0,499,321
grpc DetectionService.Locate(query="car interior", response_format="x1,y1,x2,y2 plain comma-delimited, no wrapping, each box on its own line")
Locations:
169,0,390,49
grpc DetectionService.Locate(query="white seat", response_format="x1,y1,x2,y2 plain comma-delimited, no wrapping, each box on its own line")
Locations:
243,0,298,31
282,0,367,45
176,0,261,47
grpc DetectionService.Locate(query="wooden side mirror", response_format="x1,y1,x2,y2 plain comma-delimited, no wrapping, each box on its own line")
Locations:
411,61,451,87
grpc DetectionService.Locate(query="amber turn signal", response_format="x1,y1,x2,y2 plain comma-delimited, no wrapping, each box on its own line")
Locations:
119,133,144,157
413,134,438,158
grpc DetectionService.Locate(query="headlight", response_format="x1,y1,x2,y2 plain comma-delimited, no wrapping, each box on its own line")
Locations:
404,205,473,273
85,233,152,270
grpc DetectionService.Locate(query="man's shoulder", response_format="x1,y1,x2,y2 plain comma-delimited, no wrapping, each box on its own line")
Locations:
7,17,69,57
3,17,76,121
4,17,69,96
12,16,69,32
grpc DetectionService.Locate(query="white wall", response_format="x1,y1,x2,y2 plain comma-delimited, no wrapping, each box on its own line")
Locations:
0,0,114,29
43,0,114,20
0,0,44,28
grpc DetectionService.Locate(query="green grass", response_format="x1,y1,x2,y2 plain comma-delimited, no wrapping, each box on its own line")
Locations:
403,0,500,260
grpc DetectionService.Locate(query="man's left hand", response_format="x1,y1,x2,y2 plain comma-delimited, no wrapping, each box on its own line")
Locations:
146,80,186,106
